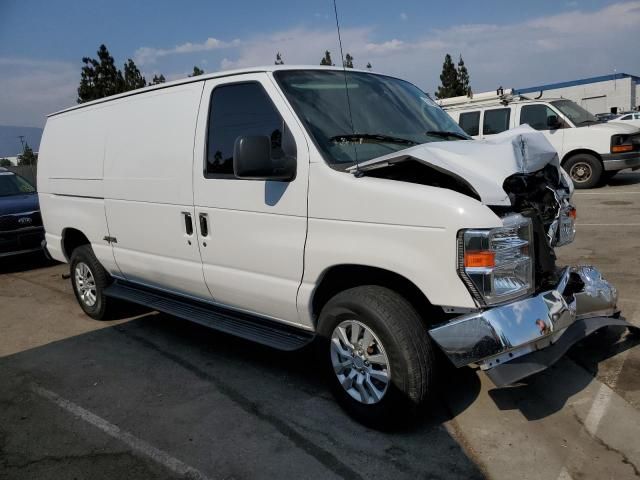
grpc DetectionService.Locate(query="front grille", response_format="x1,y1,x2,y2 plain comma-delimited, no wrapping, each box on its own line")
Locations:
0,211,42,232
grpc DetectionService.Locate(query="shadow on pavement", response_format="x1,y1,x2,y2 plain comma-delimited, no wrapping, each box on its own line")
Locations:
0,251,58,274
605,170,640,187
486,325,639,421
0,312,486,480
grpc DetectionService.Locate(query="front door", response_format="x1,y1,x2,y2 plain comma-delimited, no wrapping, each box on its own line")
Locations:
192,73,309,324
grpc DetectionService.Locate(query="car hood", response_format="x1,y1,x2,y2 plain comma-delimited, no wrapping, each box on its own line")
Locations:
0,193,40,216
588,122,640,134
349,125,561,206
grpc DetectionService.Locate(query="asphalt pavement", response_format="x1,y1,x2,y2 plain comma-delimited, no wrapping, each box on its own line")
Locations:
1,171,639,480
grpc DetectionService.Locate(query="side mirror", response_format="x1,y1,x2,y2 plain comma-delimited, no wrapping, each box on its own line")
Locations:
547,115,561,129
233,135,296,181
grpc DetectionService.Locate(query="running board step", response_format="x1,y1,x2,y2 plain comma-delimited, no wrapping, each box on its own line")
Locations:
104,281,315,351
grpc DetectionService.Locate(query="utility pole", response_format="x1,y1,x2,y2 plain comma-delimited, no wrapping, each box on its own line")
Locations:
18,135,26,153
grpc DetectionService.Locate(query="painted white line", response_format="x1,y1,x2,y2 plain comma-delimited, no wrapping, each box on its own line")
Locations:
576,223,640,226
583,350,628,437
557,466,574,480
574,191,640,195
31,384,212,480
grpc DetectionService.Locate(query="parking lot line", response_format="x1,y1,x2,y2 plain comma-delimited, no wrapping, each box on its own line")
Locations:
576,224,640,226
31,383,212,480
574,192,640,195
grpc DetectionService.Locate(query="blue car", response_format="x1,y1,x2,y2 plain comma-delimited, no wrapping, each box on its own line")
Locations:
0,167,44,258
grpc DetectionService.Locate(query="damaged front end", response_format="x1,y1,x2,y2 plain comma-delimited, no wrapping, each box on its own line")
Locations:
429,158,634,387
429,265,627,386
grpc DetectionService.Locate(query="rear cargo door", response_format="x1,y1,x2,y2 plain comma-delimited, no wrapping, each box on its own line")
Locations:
103,82,211,299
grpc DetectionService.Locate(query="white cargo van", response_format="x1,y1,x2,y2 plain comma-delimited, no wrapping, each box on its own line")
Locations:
38,66,633,427
441,90,640,189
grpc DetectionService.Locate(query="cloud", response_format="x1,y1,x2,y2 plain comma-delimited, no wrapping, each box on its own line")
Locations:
134,37,240,65
0,58,77,127
3,2,639,127
400,12,408,21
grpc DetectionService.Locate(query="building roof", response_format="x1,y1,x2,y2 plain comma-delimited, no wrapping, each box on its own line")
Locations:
49,65,375,118
515,73,640,95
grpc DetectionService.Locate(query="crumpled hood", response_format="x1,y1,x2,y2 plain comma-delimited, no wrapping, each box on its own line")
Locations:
350,125,561,206
0,193,40,216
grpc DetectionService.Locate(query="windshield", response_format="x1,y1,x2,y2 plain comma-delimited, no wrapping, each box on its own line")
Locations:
551,99,598,126
0,172,36,197
274,70,469,168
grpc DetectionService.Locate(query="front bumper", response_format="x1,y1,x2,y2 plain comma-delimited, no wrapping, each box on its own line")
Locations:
0,226,45,258
601,151,640,171
429,266,635,386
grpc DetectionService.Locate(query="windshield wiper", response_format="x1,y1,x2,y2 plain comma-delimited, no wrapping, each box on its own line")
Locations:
329,133,418,146
576,119,599,126
425,130,470,140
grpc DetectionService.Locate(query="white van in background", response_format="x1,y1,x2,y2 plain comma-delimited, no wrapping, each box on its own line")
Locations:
441,90,640,188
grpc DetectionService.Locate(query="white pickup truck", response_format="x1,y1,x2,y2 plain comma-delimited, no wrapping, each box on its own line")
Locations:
441,91,640,189
38,66,633,428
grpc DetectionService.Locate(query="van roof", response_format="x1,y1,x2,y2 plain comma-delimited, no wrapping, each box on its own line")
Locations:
49,65,376,117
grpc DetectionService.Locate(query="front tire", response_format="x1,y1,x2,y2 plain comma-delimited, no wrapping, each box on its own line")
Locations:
70,245,114,320
564,153,602,189
317,286,434,429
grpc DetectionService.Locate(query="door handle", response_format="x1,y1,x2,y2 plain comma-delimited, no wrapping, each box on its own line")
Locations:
182,212,193,235
199,213,209,237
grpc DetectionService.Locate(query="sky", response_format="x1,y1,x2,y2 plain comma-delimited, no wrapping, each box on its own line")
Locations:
1,0,639,127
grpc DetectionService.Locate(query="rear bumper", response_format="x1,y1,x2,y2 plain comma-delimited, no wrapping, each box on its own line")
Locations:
428,266,633,385
601,151,640,171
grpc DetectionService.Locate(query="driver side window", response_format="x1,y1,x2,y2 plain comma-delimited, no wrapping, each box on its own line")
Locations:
206,82,287,177
520,105,562,131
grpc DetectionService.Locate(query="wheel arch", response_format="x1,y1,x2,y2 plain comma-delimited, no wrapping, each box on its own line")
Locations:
61,227,91,261
561,149,602,166
310,264,443,329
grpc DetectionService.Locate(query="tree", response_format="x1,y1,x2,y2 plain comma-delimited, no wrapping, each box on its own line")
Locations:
17,144,37,166
77,44,125,103
320,50,333,66
366,62,372,70
344,53,354,68
274,52,284,65
189,66,204,77
457,55,472,96
123,58,146,90
149,74,166,85
0,158,11,167
435,53,461,99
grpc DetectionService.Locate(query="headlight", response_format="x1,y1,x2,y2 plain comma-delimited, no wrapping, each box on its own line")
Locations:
458,214,534,306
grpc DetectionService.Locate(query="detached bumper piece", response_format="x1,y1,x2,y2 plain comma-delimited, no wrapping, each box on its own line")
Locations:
429,266,637,386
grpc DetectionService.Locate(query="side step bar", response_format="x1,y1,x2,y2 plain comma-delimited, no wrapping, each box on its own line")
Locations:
104,281,315,351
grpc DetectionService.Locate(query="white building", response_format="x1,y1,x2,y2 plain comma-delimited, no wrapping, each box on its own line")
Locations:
515,73,639,115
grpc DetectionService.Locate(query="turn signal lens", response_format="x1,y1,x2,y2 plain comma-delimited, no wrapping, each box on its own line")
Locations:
611,144,633,153
464,251,495,268
569,207,577,219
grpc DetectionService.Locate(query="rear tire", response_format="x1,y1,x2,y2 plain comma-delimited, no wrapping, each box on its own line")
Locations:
316,286,434,429
563,153,602,189
70,245,114,320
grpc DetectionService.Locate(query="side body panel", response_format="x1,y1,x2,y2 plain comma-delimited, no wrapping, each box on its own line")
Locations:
37,109,117,272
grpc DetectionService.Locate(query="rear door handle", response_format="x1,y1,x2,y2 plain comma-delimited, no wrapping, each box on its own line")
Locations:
199,213,209,237
182,212,193,235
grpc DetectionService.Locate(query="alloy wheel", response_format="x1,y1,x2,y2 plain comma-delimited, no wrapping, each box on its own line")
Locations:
74,262,97,307
330,320,390,404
